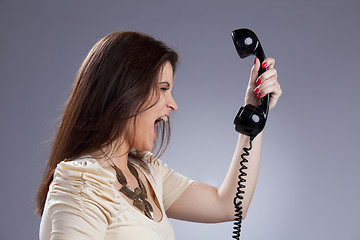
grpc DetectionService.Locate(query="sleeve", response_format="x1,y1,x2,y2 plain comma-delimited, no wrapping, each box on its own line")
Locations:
44,158,120,240
158,160,194,211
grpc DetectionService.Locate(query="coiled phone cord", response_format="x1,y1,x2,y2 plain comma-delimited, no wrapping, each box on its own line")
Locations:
232,138,253,240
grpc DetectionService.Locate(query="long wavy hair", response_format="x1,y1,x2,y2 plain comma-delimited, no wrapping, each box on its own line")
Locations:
36,31,178,216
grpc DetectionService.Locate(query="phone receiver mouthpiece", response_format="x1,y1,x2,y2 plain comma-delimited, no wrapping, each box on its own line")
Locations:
234,105,267,141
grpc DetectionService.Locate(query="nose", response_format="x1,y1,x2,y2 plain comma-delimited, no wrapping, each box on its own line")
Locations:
167,95,178,111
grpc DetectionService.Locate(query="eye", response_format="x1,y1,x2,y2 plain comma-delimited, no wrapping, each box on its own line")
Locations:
159,82,170,92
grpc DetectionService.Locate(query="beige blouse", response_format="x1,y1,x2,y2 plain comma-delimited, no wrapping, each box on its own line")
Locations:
39,155,193,240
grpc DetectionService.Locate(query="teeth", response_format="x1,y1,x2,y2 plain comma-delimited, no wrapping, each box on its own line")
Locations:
159,116,168,122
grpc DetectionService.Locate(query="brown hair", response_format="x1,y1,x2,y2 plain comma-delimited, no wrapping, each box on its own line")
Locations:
36,31,178,216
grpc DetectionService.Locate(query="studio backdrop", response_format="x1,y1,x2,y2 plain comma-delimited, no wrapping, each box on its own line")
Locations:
1,0,359,239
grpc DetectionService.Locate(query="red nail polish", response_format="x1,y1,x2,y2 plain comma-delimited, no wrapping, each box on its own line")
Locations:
254,57,257,64
261,62,268,68
255,78,261,85
253,88,259,94
257,93,262,98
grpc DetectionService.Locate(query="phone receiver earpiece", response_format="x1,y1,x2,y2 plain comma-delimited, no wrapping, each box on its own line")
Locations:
232,28,269,140
232,28,262,59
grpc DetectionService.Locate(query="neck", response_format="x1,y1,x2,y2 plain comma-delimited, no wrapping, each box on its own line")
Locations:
92,138,132,170
110,151,129,169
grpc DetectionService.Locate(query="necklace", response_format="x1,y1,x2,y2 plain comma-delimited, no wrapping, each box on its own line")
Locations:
102,151,154,220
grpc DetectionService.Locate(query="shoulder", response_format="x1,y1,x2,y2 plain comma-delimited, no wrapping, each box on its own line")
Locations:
141,152,194,211
140,151,173,178
42,157,120,234
141,152,191,185
53,155,115,185
49,156,121,217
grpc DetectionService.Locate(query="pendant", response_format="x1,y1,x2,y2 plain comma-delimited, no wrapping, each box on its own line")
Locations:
134,187,146,200
128,163,139,179
144,200,154,219
114,164,127,185
138,179,147,196
120,185,135,199
133,198,145,212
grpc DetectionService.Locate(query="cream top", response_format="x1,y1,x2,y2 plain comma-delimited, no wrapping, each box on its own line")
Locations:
39,155,193,240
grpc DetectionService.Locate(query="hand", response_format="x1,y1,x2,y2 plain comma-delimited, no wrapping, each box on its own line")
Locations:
244,57,282,110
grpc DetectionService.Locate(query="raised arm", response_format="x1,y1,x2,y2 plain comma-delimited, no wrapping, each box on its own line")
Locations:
166,57,282,222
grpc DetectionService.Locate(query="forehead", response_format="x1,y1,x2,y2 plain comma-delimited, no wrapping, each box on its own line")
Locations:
158,61,174,84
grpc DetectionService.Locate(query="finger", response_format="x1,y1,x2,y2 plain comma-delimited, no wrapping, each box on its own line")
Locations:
254,68,277,86
253,77,282,99
261,57,275,69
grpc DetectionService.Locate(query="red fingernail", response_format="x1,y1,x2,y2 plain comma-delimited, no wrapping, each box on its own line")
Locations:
254,57,257,64
255,78,261,85
253,88,259,94
261,62,268,68
257,93,262,98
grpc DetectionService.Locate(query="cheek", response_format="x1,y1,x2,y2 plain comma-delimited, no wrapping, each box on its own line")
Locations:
133,115,154,141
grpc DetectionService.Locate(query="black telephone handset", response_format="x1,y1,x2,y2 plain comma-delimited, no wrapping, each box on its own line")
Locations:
231,28,269,240
232,28,269,141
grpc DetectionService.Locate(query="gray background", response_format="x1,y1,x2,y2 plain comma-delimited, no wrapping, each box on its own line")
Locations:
1,0,359,239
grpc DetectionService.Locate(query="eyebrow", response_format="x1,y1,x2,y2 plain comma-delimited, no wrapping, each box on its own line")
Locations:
159,81,170,87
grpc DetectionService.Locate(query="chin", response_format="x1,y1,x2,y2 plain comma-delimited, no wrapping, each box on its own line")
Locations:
131,134,155,152
134,143,153,152
141,146,153,152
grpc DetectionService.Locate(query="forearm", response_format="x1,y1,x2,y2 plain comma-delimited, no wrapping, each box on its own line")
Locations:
218,132,263,220
166,132,263,223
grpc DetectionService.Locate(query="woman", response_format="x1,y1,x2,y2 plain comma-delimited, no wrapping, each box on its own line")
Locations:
36,31,282,239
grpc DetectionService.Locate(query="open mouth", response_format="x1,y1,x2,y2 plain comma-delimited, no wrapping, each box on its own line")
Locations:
154,116,168,137
156,116,168,123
